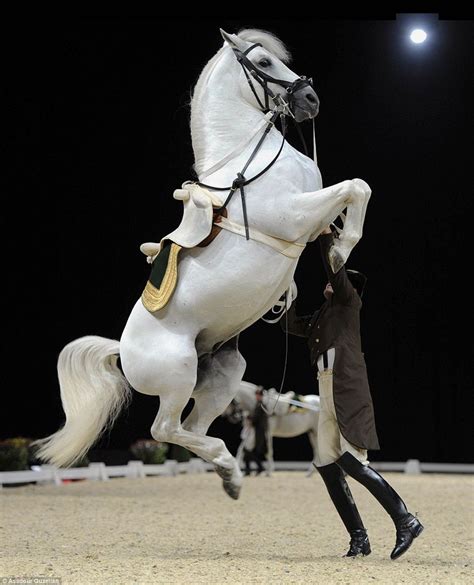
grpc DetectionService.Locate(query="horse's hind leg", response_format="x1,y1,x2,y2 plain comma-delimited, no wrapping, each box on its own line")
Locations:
183,337,246,435
121,304,244,498
151,393,243,499
182,337,246,498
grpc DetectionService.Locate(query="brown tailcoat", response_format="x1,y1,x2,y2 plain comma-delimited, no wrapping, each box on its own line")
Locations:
282,232,380,451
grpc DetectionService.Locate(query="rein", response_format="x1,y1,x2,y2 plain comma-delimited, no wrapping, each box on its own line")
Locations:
197,110,286,240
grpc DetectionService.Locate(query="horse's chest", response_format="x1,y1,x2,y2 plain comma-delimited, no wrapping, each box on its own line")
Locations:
292,160,322,192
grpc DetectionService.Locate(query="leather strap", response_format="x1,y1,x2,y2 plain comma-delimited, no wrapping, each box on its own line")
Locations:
217,216,305,259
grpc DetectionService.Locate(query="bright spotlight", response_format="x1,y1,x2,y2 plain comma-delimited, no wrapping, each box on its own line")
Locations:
410,29,427,44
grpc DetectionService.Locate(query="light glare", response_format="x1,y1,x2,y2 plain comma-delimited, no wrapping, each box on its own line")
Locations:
410,29,427,44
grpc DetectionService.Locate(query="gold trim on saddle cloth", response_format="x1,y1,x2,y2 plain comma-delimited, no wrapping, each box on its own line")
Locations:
287,393,310,414
289,404,305,414
141,243,182,312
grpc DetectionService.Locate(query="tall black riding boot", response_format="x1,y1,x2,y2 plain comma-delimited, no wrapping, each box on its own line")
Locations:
336,452,424,560
316,463,371,557
255,454,265,476
243,450,252,476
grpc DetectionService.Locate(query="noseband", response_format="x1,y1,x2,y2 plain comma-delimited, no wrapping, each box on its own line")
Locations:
233,43,314,117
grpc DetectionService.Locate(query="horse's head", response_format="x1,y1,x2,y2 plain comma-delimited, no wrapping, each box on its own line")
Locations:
220,29,319,122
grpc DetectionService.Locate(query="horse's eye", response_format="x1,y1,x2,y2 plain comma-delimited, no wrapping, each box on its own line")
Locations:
258,59,271,68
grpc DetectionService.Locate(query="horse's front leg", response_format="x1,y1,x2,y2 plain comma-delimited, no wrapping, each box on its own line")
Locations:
293,178,372,272
328,178,371,272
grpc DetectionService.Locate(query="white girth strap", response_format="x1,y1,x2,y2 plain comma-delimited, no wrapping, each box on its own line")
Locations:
140,183,305,263
217,216,305,259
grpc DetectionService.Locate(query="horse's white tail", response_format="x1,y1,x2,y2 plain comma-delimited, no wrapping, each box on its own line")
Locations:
33,335,131,467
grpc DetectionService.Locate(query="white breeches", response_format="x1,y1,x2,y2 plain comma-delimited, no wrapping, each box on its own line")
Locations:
314,348,368,467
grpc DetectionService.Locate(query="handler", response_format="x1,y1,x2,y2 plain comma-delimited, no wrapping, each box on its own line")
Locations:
282,227,423,560
243,388,268,476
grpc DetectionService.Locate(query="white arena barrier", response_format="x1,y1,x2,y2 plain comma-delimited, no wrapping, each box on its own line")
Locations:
0,458,207,488
0,459,472,489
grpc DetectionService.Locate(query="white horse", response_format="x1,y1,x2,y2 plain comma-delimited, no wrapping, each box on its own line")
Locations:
35,28,371,500
227,381,320,476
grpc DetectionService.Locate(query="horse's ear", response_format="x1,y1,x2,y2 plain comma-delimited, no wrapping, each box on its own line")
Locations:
220,29,247,52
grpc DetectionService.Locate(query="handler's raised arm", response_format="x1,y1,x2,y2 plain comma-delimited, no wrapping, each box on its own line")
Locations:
319,230,356,305
280,304,312,338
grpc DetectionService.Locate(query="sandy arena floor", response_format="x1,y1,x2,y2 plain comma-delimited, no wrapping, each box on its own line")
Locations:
1,471,473,584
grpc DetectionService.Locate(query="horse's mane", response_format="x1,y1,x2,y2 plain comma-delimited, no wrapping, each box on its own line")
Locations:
237,29,292,63
192,29,292,102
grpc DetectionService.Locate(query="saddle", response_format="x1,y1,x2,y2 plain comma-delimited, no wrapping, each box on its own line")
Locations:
141,184,225,313
267,390,308,415
140,182,304,313
288,394,308,414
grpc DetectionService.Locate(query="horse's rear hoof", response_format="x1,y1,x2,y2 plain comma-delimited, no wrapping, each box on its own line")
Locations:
215,464,242,500
223,480,241,500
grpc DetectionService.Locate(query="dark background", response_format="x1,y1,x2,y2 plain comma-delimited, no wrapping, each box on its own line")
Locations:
6,16,472,463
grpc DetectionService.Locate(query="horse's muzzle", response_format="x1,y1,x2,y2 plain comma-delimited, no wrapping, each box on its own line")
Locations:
291,86,320,122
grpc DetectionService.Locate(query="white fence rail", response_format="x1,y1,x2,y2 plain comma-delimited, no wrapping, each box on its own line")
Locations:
0,459,206,489
1,458,472,489
269,460,474,474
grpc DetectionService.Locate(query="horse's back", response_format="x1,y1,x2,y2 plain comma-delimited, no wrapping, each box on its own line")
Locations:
303,394,321,408
271,408,318,438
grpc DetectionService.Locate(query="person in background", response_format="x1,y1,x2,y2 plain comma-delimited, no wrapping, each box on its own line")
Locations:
282,226,423,560
242,388,268,476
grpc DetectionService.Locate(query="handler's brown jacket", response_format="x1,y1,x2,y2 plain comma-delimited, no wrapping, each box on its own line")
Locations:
282,232,380,451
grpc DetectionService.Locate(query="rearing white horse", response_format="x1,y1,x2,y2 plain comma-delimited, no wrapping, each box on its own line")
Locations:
35,28,371,500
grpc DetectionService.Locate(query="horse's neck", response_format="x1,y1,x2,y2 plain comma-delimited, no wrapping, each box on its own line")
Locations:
191,52,269,178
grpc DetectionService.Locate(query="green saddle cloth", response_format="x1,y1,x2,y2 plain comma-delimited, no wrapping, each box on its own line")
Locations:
141,240,182,312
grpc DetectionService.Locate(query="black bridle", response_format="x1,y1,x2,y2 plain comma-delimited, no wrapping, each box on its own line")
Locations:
233,43,313,115
196,43,314,239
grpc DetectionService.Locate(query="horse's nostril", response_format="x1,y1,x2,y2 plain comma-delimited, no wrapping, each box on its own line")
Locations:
306,93,317,104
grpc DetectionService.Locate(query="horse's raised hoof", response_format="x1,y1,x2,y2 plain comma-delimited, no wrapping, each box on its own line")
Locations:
214,464,242,500
328,245,345,274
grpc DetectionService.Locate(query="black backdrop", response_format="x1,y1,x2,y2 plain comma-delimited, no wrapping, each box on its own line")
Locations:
6,16,472,463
